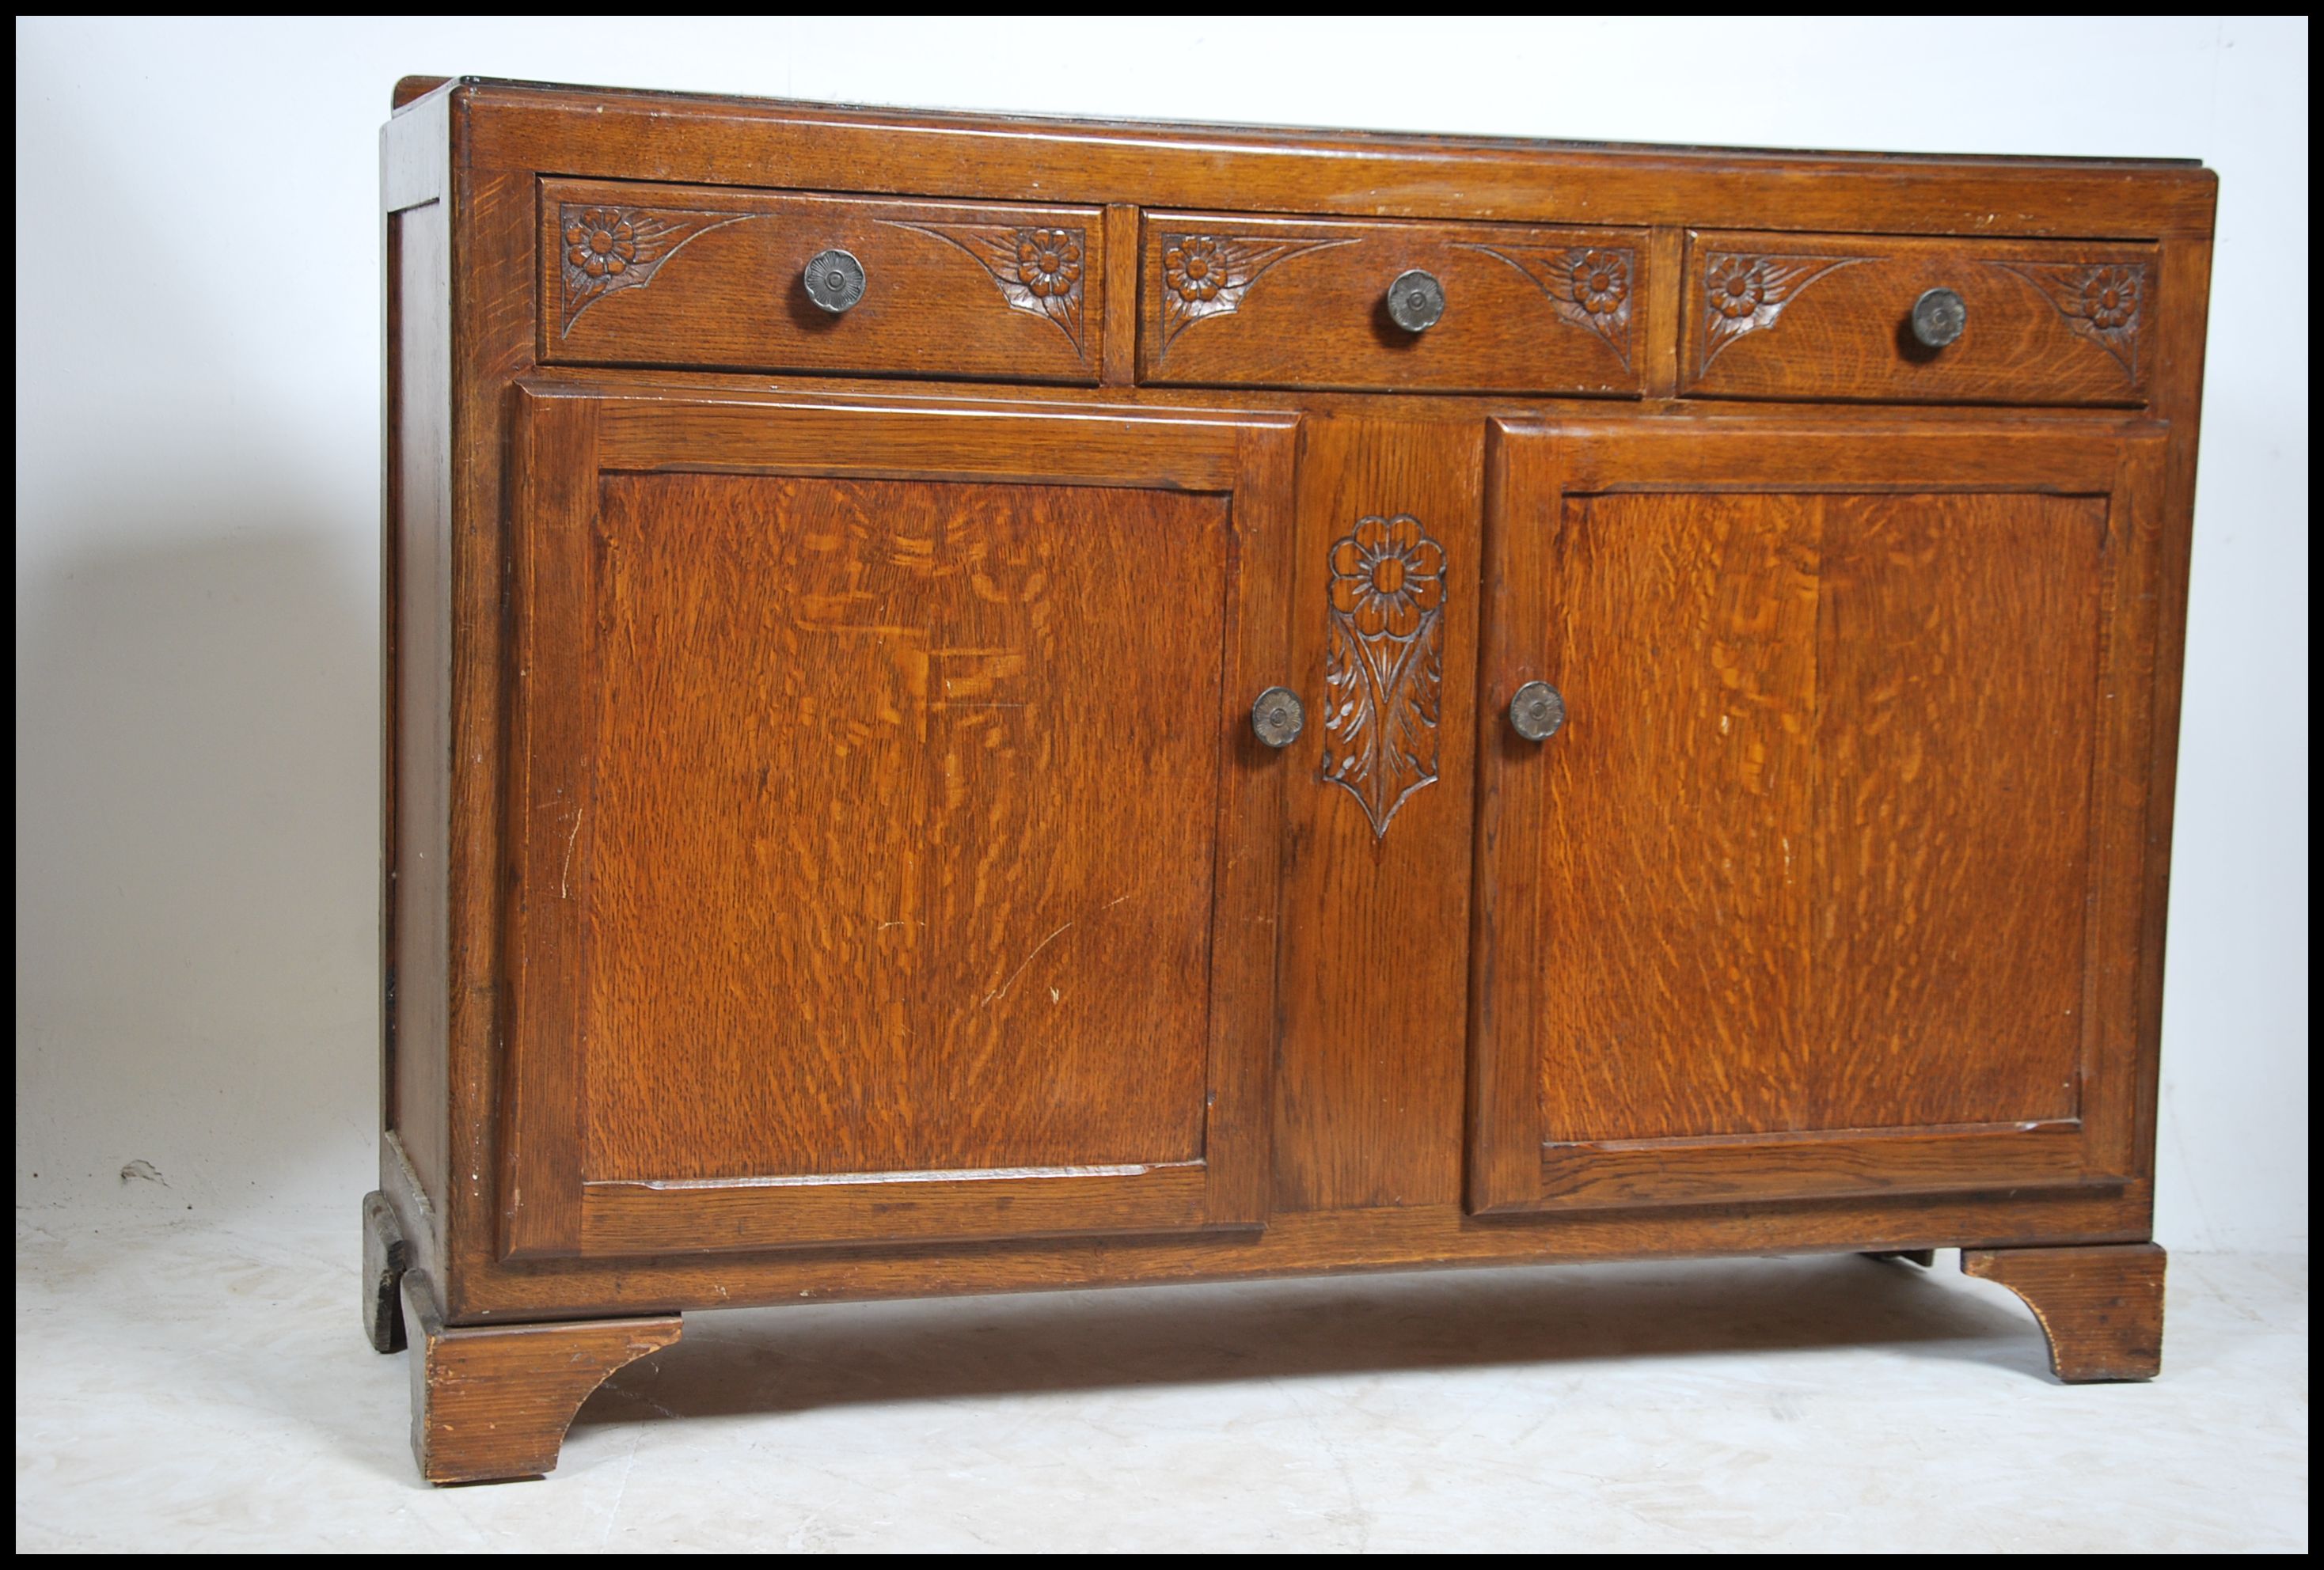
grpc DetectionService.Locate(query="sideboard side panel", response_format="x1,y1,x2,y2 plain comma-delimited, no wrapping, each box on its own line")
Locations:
383,92,453,1220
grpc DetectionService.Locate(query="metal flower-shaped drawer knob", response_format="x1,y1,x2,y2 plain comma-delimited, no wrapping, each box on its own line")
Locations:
1385,270,1446,333
1250,687,1305,749
803,248,867,313
1509,681,1566,742
1910,286,1967,348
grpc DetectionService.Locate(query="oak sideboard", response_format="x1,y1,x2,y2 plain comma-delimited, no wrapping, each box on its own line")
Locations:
366,76,2214,1484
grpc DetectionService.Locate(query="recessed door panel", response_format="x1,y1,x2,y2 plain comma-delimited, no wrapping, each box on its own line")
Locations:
503,388,1296,1257
1471,422,2166,1212
584,471,1228,1183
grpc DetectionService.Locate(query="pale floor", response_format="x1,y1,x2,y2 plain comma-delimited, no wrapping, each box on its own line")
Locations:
13,1203,2309,1553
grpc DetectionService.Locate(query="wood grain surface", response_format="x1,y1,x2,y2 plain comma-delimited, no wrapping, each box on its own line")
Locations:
1963,1242,2166,1382
1525,485,2101,1140
457,82,2220,238
1681,232,2159,405
579,1165,1216,1257
436,166,536,1276
1811,491,2105,1118
583,471,1224,1181
1534,1124,2085,1208
2129,237,2215,1193
1141,212,1646,395
385,1125,2151,1319
1272,418,1483,1210
1099,203,1140,387
1473,421,2158,1213
401,1270,681,1484
543,178,1103,382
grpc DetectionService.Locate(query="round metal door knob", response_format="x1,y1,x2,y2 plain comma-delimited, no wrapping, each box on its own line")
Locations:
1509,681,1566,742
1910,286,1967,349
803,248,868,313
1250,687,1305,749
1384,269,1446,333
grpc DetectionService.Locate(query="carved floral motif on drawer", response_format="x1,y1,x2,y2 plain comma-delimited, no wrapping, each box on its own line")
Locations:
1988,260,2147,377
1698,251,1870,366
1156,232,1356,354
884,222,1092,356
556,204,748,335
1460,243,1639,367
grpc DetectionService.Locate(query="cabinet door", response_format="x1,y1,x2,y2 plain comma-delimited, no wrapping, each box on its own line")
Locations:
1471,421,2166,1214
500,386,1295,1257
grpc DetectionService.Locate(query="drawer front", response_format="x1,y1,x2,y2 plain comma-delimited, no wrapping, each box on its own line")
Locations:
1681,231,2157,405
541,179,1104,383
1140,212,1649,395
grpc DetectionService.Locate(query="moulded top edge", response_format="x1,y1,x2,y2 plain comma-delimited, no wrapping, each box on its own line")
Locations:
417,75,2212,176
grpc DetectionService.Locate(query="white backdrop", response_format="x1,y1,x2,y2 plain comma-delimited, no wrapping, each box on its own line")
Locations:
15,18,2307,1250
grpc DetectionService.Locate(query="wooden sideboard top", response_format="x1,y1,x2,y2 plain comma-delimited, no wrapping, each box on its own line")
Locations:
389,76,2217,241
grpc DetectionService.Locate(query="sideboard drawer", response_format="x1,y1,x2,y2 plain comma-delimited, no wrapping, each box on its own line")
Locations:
1140,212,1648,395
1681,231,2157,405
541,178,1104,383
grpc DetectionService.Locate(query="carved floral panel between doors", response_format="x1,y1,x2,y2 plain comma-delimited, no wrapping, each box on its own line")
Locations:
1321,513,1448,839
377,78,2216,1483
